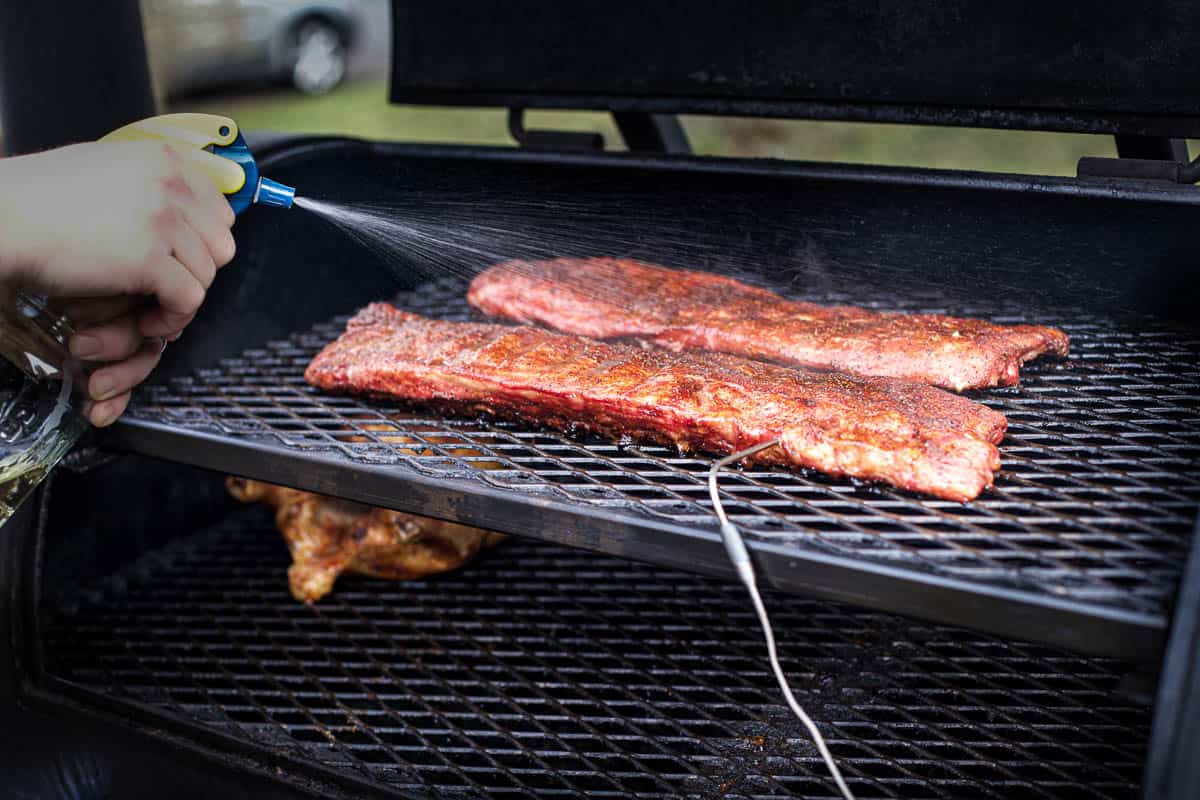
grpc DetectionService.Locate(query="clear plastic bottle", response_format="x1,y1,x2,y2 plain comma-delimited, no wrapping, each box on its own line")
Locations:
0,290,89,525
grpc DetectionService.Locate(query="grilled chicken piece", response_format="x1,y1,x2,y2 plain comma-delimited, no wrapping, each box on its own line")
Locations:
227,477,504,603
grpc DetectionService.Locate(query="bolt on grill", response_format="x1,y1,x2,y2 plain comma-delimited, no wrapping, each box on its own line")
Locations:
112,277,1200,658
42,509,1150,800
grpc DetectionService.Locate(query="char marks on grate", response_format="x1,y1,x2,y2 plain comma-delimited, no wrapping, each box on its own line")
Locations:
45,512,1149,800
129,278,1200,618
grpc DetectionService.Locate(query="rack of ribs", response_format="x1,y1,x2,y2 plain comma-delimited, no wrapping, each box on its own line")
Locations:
467,258,1069,391
305,304,1008,502
227,477,504,603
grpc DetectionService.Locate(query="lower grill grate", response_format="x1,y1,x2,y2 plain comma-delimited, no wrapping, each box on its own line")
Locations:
114,279,1200,655
43,511,1149,799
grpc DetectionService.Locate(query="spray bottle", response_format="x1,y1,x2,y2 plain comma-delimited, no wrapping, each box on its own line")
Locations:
0,113,295,525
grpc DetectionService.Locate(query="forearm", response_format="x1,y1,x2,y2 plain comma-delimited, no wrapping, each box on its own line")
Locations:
0,155,22,281
0,152,46,286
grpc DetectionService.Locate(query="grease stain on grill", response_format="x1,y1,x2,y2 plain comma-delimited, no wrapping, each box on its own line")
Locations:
120,279,1200,621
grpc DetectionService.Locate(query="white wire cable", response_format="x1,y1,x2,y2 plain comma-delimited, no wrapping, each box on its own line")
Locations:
708,439,857,800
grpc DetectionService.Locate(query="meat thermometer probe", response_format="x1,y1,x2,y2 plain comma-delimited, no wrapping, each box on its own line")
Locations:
0,113,294,527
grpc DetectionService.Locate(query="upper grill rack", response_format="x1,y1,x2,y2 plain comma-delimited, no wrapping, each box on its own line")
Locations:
112,277,1200,660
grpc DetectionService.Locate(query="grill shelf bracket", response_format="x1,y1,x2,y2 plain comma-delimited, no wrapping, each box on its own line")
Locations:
106,277,1200,662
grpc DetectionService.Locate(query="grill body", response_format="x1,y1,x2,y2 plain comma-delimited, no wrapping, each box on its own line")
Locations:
42,507,1155,799
388,2,1200,137
2,138,1198,798
5,0,1200,792
108,141,1200,661
10,458,1166,799
114,271,1199,661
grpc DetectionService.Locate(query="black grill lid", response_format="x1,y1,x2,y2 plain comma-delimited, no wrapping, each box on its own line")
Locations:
389,1,1200,137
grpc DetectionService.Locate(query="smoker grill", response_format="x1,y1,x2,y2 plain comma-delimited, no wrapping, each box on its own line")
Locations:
3,2,1200,799
110,246,1200,662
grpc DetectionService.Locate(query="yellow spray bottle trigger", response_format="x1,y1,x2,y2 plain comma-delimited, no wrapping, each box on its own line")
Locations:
99,113,294,214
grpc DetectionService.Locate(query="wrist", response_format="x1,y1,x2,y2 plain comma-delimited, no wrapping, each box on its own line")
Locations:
0,154,42,285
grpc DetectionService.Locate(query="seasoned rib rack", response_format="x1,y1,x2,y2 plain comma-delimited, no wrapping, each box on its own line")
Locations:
109,277,1200,660
468,258,1070,391
304,304,1007,501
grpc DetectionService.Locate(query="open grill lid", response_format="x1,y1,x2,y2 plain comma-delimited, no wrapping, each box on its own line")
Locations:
389,1,1200,137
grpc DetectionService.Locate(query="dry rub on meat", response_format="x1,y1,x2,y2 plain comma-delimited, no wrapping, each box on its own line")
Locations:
305,304,1008,501
227,477,504,603
467,258,1070,391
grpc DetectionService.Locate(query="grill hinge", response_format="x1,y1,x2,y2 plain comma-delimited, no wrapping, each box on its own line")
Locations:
507,108,605,152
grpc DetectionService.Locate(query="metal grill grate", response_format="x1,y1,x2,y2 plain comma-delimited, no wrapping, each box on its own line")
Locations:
114,278,1200,656
43,510,1150,800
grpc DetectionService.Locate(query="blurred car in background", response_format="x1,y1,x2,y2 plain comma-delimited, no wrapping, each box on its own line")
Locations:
142,0,363,98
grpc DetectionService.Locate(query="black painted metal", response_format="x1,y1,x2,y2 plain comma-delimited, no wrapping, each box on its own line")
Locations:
0,704,317,800
104,274,1200,662
1078,154,1200,185
88,139,1199,661
1114,137,1190,163
389,1,1200,136
0,499,36,704
1144,518,1200,798
1180,155,1200,184
0,0,156,155
613,113,692,155
1077,157,1187,184
507,109,605,152
40,511,1150,799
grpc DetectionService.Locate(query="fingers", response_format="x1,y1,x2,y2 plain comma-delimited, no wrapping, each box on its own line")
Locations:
136,253,206,339
74,312,168,427
138,304,196,340
170,219,217,290
136,180,234,338
58,296,144,329
167,158,237,268
69,313,143,361
86,337,164,408
85,392,132,428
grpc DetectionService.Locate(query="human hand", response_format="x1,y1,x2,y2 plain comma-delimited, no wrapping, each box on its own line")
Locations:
0,141,237,425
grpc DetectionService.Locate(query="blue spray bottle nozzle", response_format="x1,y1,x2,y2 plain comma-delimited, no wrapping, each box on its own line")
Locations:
255,177,296,209
212,132,295,215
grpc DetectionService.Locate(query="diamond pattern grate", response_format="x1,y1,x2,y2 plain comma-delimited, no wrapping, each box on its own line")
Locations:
43,510,1149,799
122,278,1200,623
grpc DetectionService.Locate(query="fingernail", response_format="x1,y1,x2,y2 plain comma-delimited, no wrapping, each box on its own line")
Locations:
70,334,102,359
92,406,120,427
168,330,182,342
